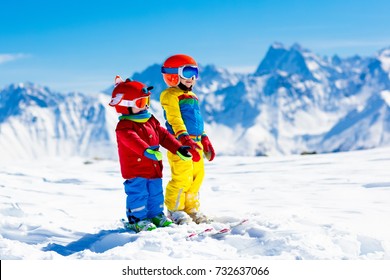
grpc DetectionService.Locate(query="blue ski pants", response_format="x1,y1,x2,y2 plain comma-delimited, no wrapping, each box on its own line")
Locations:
124,177,164,223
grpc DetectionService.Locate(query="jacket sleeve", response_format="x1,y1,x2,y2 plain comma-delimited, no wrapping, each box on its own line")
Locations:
160,89,187,138
151,116,182,154
116,128,149,156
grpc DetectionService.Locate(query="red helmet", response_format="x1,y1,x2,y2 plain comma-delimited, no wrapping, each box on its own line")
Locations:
109,76,152,114
161,54,198,86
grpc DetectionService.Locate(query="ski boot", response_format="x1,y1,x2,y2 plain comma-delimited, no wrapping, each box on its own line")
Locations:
152,213,173,227
127,219,157,232
168,211,192,225
188,212,210,224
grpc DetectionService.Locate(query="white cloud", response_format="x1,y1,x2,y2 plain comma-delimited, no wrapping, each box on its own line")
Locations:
0,53,28,64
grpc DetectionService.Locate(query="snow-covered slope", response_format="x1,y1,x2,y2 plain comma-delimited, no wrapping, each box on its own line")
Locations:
1,147,389,260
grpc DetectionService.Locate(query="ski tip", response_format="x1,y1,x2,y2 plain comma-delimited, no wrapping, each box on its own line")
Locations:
218,228,230,234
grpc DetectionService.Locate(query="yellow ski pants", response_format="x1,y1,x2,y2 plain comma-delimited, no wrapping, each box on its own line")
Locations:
165,147,205,213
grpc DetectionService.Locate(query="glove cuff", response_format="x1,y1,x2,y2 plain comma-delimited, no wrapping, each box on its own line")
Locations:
176,150,192,161
144,148,162,161
177,132,189,140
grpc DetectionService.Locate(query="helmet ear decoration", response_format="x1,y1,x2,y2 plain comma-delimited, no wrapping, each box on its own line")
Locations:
142,86,154,94
114,75,124,87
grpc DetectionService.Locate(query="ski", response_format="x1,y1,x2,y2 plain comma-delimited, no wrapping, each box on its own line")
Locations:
209,218,249,238
121,217,249,239
186,227,214,240
229,218,249,228
186,218,249,240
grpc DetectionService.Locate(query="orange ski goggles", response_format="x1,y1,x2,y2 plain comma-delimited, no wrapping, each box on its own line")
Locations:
118,96,150,109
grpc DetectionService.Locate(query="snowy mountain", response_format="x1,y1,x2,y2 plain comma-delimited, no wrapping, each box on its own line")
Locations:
320,90,390,152
197,43,390,155
0,83,117,159
1,43,390,159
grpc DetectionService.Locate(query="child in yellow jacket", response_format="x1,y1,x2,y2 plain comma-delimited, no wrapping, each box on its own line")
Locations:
160,54,216,224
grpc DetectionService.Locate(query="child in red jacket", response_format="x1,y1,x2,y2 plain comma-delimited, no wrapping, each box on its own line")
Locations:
109,76,193,232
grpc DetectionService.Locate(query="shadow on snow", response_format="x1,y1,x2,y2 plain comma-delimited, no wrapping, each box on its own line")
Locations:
42,228,137,256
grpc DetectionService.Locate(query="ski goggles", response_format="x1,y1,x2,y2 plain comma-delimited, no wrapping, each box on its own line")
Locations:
118,96,150,109
161,65,199,79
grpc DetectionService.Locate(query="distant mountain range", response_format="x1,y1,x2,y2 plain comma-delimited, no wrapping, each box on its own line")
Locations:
1,43,389,159
0,83,116,159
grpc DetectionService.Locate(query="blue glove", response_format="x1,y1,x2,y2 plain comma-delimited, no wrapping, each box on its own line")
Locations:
144,146,162,161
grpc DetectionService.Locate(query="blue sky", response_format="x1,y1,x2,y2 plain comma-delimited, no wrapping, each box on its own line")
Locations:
1,0,390,94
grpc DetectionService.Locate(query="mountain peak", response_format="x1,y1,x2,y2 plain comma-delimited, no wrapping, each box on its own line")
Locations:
378,46,390,55
291,43,305,52
377,47,390,72
270,42,287,50
6,82,40,92
3,82,59,98
254,43,314,79
0,82,64,122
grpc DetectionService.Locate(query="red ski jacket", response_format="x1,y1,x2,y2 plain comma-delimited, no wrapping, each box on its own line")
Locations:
116,115,181,179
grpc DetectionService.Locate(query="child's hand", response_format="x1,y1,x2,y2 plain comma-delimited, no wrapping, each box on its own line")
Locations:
179,135,201,162
144,146,162,161
201,135,215,161
176,146,192,161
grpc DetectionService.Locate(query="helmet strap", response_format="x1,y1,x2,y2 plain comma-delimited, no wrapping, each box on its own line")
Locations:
127,107,134,115
178,82,192,92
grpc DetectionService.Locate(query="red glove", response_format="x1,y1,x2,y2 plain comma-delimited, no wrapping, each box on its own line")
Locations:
179,135,201,162
201,135,215,161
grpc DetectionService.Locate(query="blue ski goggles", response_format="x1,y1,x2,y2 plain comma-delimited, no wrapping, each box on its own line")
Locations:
161,65,199,79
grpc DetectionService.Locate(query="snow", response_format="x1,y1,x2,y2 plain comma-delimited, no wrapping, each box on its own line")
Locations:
382,90,390,106
1,146,390,261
